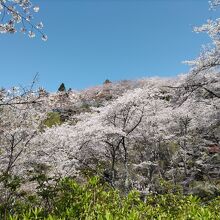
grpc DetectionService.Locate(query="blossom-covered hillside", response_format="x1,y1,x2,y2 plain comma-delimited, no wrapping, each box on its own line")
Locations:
0,0,220,218
0,72,219,217
1,72,219,196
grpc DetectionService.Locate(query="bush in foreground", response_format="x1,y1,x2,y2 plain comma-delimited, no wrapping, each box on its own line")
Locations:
0,177,219,220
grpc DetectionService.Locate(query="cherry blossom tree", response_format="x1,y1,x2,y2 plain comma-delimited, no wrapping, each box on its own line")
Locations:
210,0,220,8
177,0,220,102
0,0,47,40
0,87,49,216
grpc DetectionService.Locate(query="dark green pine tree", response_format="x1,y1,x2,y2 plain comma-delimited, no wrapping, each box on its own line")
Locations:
58,83,66,92
103,79,111,84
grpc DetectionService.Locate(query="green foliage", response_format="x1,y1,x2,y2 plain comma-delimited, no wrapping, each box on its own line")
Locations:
43,112,62,128
156,178,183,194
1,177,219,219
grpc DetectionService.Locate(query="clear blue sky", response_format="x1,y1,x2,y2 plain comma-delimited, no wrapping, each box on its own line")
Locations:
0,0,218,91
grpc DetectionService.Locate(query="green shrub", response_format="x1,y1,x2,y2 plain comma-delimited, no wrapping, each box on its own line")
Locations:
43,112,62,128
3,177,220,219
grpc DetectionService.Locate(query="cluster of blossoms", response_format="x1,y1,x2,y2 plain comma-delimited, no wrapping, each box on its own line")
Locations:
0,0,47,41
184,0,220,75
209,0,220,8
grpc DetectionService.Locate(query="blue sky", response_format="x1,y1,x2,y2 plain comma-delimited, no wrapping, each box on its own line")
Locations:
0,0,218,91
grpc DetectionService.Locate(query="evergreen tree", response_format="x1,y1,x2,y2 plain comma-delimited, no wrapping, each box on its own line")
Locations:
58,83,66,92
103,79,111,84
